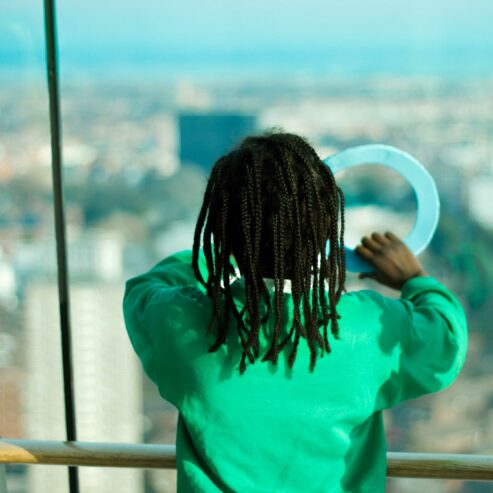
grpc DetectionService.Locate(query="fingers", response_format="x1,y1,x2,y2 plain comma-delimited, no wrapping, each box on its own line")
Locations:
360,232,391,253
361,236,381,251
384,231,401,242
356,230,401,263
358,231,400,252
355,244,373,260
371,232,390,245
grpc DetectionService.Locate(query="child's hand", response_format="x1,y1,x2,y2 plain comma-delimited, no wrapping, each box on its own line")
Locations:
355,231,428,290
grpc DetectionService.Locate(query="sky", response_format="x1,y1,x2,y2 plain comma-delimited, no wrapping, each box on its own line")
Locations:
1,0,493,77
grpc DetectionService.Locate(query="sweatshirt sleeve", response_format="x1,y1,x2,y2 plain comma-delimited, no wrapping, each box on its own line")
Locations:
375,275,468,410
122,250,207,384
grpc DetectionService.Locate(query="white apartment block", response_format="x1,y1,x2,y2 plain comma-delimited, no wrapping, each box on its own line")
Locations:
23,281,143,493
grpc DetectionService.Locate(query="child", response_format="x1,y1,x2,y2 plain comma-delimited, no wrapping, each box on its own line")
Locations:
123,132,467,493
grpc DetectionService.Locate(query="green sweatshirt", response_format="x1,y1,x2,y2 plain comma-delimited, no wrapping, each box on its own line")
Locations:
123,250,467,493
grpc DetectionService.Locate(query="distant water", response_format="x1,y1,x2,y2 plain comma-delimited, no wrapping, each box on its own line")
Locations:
2,46,493,81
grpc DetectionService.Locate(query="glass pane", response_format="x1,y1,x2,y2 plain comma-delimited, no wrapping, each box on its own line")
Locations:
0,2,68,492
6,0,488,492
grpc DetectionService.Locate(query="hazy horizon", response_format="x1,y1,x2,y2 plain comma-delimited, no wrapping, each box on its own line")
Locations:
2,0,493,79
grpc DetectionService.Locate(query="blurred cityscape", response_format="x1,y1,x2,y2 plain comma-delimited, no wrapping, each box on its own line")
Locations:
1,75,493,493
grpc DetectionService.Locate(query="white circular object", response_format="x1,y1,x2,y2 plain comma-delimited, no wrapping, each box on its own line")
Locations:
323,145,440,273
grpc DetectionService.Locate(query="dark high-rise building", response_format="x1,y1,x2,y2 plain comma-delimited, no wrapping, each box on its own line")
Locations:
178,113,257,171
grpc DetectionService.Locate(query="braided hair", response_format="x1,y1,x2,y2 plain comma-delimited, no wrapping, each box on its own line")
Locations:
192,132,346,374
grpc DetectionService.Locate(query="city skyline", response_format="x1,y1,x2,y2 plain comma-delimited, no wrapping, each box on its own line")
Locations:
1,70,493,492
2,3,493,487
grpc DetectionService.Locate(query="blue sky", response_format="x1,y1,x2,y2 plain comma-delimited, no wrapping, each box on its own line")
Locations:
2,0,493,77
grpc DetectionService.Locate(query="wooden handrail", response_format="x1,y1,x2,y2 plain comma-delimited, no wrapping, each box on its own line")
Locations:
388,452,493,480
1,439,493,480
0,439,175,469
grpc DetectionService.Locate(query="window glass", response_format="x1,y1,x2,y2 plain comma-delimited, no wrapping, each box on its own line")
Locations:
0,2,69,492
55,1,492,492
3,1,493,492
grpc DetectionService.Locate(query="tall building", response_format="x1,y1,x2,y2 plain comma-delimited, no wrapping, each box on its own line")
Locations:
0,367,22,438
22,243,143,491
14,231,123,281
178,112,257,172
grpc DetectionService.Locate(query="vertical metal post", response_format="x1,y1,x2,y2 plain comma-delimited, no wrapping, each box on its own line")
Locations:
0,464,7,493
42,1,79,492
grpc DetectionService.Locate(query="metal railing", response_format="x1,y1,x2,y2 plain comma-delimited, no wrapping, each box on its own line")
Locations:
43,0,79,490
1,439,493,481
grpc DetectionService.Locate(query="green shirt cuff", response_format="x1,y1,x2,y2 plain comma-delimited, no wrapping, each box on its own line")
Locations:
400,275,442,299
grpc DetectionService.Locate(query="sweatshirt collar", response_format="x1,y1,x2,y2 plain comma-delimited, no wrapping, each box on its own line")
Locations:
229,269,292,294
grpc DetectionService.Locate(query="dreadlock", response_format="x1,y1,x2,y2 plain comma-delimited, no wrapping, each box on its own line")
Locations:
192,132,346,374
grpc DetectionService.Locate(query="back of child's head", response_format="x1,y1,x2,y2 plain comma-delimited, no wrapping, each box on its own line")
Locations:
193,132,346,373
